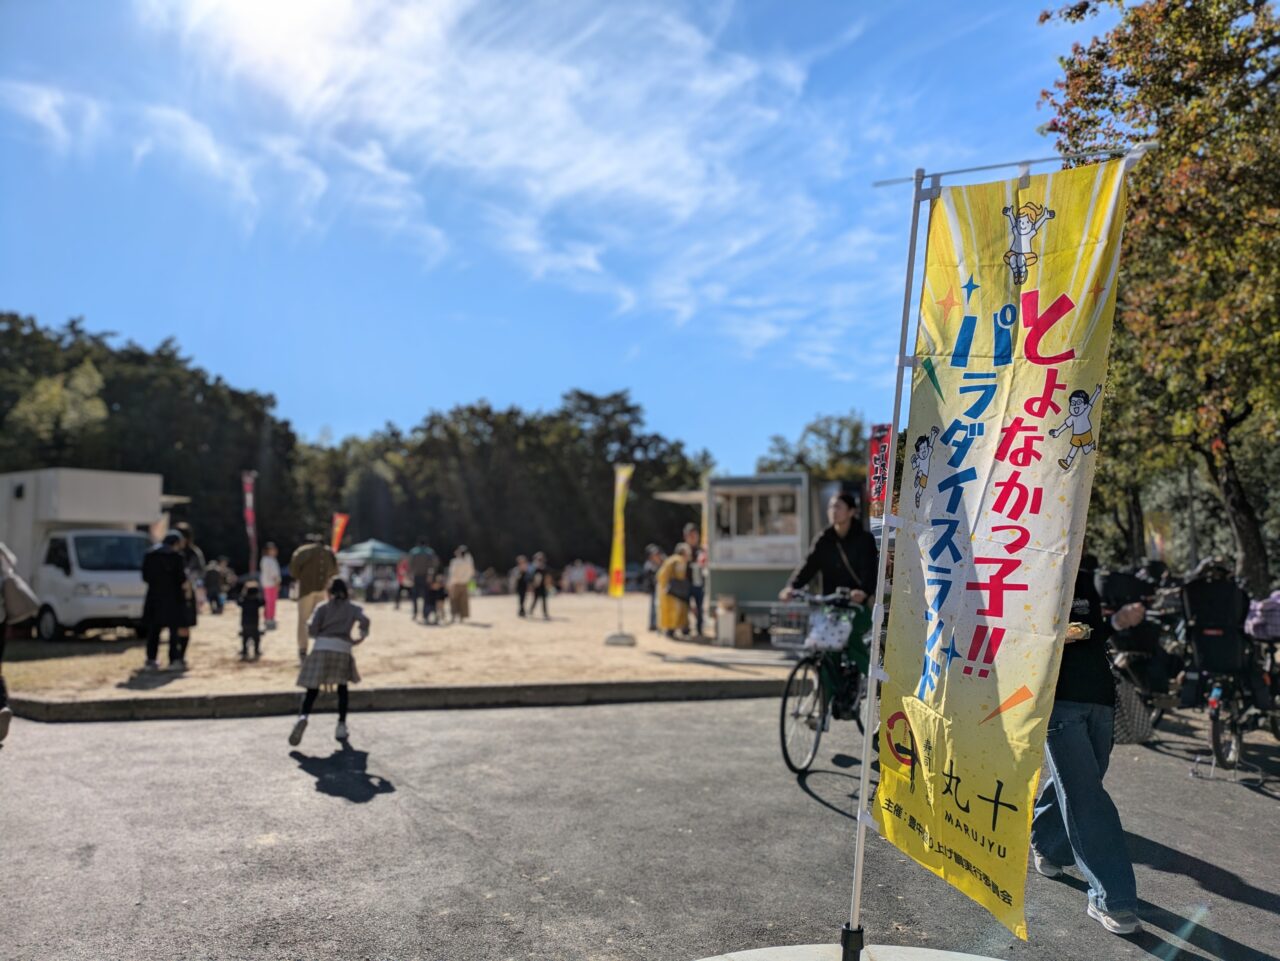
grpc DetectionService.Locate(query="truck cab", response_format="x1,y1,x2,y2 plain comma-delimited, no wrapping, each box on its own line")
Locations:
32,529,152,640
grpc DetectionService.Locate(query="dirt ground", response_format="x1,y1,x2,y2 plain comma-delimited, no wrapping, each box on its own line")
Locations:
4,593,789,701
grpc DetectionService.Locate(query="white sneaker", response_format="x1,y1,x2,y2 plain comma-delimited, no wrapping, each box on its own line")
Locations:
1033,851,1063,878
0,706,11,743
1087,903,1142,935
143,660,160,672
169,659,187,672
289,717,308,746
335,721,349,741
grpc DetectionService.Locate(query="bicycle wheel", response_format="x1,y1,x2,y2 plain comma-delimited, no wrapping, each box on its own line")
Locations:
781,657,826,773
1209,698,1244,769
1113,676,1153,744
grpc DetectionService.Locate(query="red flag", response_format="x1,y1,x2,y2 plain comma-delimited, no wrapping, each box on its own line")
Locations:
241,471,259,572
331,513,350,553
867,423,892,519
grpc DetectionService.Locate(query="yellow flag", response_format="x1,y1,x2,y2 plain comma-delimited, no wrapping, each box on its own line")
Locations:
874,159,1130,938
609,465,634,598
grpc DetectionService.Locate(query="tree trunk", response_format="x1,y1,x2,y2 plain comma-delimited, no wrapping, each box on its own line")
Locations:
1124,485,1146,567
1205,438,1271,596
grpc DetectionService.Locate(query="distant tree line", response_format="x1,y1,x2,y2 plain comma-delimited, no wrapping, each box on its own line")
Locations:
0,314,705,573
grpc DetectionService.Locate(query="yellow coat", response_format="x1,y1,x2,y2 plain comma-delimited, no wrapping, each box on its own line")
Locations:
656,554,690,632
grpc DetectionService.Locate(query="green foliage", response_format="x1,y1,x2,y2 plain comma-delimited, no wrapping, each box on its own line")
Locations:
0,314,708,573
1043,0,1280,591
756,411,870,483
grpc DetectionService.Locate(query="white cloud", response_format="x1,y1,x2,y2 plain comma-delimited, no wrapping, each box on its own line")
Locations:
0,81,102,152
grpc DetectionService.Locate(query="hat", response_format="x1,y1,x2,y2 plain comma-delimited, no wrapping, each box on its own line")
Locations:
163,530,182,545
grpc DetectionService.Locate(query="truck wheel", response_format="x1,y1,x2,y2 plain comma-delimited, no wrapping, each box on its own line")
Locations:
36,606,64,641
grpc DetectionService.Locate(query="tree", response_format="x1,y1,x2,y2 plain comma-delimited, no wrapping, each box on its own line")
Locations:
1041,0,1280,592
4,358,108,460
756,411,870,484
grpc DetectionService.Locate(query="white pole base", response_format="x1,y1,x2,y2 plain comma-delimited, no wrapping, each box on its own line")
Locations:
604,633,637,646
693,945,1008,961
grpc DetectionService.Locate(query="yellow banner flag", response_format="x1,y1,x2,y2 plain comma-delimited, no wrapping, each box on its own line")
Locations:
874,159,1130,938
609,465,634,598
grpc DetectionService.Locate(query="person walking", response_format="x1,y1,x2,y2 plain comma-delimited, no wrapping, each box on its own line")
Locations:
238,579,265,660
141,531,196,671
289,578,369,745
260,542,282,630
514,555,531,617
174,521,206,614
1030,553,1146,936
0,542,39,744
408,538,437,621
393,554,412,611
529,552,551,620
447,545,475,623
682,523,708,637
642,544,664,632
657,543,692,638
204,559,225,615
290,535,338,664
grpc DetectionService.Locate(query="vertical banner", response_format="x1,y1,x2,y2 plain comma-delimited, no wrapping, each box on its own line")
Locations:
867,423,893,520
331,512,350,553
873,159,1130,938
608,465,635,598
241,470,258,573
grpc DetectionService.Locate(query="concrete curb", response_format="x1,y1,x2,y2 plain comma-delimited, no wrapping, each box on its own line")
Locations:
9,677,785,723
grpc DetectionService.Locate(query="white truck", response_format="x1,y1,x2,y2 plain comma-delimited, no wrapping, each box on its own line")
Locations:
0,468,166,640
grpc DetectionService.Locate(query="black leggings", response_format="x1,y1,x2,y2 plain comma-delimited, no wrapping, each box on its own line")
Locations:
531,588,549,618
300,685,348,721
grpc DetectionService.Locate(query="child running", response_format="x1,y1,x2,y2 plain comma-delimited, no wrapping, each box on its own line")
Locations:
289,578,370,745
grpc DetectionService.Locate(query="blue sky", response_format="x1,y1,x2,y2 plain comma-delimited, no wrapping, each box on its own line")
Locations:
0,0,1115,473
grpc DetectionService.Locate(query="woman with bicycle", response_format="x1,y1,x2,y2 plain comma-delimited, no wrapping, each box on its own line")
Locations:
781,491,878,606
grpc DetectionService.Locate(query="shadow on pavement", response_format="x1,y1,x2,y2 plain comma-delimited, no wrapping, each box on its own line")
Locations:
1125,831,1280,917
290,741,396,803
117,668,184,690
1053,870,1278,960
796,768,859,821
7,635,146,661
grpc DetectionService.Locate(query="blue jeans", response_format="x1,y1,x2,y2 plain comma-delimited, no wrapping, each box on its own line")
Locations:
689,584,705,635
1031,700,1137,912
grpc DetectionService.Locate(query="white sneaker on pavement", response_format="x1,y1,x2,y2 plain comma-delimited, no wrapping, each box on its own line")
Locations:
143,659,160,672
1087,903,1142,935
289,717,308,746
1033,851,1063,878
335,721,349,741
169,659,187,672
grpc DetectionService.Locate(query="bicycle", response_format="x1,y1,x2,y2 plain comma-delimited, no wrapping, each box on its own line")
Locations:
777,589,873,774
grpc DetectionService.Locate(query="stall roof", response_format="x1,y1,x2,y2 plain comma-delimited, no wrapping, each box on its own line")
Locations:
337,538,406,566
654,490,704,506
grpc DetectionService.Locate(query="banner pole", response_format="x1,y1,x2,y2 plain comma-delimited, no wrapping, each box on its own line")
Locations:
843,166,929,960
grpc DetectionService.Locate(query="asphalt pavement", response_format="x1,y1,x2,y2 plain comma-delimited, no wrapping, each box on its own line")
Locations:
1,700,1277,961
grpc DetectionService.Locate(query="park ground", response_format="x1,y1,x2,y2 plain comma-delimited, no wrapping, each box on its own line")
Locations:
4,593,788,702
2,697,1278,961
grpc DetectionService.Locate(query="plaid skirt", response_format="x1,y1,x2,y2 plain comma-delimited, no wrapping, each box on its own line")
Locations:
296,650,361,690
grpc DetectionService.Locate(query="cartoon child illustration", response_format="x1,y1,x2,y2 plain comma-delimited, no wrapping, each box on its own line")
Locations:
911,426,940,507
1049,385,1103,470
1002,201,1055,285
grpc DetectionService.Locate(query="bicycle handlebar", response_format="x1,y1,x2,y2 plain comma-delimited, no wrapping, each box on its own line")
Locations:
787,587,867,608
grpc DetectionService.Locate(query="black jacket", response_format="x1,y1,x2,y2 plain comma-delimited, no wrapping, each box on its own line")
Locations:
1055,567,1115,707
142,545,195,629
788,525,878,597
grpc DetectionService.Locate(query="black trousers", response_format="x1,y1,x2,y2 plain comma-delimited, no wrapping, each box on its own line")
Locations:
300,685,349,722
517,586,528,615
241,630,261,656
411,575,430,617
531,588,549,618
146,625,187,663
0,634,7,709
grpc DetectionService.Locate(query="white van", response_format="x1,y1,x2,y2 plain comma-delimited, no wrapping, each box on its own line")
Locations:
0,469,170,639
31,529,152,640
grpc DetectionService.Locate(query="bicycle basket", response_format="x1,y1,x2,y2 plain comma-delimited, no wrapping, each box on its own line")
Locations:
805,609,852,651
768,602,810,650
